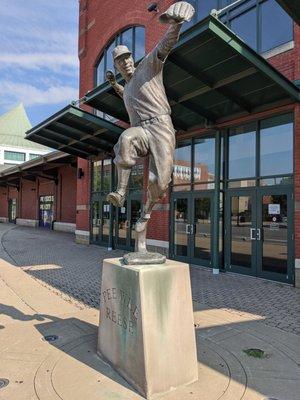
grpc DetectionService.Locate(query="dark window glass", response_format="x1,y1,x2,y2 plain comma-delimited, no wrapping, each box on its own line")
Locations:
4,151,25,162
102,159,112,192
260,115,293,176
194,137,215,183
197,0,218,21
29,154,40,160
96,57,105,85
229,124,256,179
134,26,145,61
105,41,115,75
261,0,293,52
173,141,192,185
230,7,257,49
95,26,145,86
92,161,102,192
121,28,133,54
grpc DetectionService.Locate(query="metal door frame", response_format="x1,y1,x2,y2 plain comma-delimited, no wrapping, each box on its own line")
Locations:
90,193,110,246
170,192,192,263
190,191,214,267
256,185,294,284
224,188,258,276
170,191,214,266
115,191,142,251
225,185,294,283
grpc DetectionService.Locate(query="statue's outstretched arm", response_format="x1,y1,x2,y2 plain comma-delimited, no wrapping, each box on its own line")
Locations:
156,24,182,62
156,1,195,62
106,70,124,99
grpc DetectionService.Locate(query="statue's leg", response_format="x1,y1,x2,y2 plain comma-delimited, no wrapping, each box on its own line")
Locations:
107,126,148,207
135,166,166,234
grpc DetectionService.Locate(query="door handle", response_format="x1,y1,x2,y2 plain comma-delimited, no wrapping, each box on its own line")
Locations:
125,220,130,229
257,228,261,241
250,228,256,240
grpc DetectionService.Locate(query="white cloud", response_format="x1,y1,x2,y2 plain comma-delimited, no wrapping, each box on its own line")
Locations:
0,53,78,72
0,81,78,108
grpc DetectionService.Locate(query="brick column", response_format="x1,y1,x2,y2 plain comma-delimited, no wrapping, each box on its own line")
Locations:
75,158,91,244
294,104,300,287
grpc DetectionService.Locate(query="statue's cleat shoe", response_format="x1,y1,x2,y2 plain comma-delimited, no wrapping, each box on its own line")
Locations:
135,214,151,233
106,192,125,207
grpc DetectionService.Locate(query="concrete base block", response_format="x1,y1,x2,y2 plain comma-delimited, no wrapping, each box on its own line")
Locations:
0,217,9,223
75,230,90,245
16,218,38,227
98,258,198,399
53,222,76,233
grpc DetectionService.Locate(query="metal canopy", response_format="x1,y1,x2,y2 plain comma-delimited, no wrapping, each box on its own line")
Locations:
0,152,77,188
84,15,300,131
26,105,124,159
276,0,300,25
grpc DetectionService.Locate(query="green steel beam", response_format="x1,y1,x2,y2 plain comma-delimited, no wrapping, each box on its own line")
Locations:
208,17,300,102
169,53,252,113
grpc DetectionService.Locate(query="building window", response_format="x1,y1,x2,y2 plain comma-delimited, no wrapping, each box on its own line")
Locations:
182,0,293,53
228,123,256,180
95,26,146,86
226,113,293,185
260,114,293,177
29,153,40,160
172,136,217,191
4,151,25,162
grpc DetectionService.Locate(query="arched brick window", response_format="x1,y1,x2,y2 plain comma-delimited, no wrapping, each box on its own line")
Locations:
95,26,145,86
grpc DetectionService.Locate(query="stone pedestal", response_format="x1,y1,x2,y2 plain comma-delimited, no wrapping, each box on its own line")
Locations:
97,258,198,399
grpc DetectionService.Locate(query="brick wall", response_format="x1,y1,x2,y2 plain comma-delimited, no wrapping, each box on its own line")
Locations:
0,189,8,218
0,163,77,224
21,179,36,219
58,165,77,223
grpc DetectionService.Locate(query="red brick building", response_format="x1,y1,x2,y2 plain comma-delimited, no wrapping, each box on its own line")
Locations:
2,0,300,287
0,152,77,232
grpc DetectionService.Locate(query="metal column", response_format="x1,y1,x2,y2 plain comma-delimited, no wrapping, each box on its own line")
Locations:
108,160,115,251
212,131,221,274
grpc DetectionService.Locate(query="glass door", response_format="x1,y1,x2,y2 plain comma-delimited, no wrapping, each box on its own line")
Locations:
129,198,142,250
225,189,257,276
116,200,128,249
91,196,110,245
91,200,100,243
191,193,213,266
8,199,17,223
171,195,190,262
171,192,214,266
257,187,293,283
225,187,293,283
115,195,142,251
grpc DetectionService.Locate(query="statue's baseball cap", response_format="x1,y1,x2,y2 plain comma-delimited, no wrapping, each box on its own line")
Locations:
113,45,132,61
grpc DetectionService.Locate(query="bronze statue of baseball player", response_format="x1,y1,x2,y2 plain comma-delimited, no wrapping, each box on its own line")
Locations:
106,1,195,258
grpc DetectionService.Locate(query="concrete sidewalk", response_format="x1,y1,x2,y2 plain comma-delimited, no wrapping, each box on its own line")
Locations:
1,254,300,399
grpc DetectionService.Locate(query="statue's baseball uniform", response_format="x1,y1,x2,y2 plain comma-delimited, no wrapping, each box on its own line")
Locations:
113,44,176,197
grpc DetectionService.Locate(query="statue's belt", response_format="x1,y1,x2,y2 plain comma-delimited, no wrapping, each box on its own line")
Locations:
139,114,171,127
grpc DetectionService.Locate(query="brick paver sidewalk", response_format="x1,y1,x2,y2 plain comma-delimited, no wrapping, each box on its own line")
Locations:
1,223,299,335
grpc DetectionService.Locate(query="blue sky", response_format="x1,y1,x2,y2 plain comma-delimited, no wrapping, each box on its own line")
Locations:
0,0,79,126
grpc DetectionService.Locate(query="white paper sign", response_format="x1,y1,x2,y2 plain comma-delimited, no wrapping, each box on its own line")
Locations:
121,207,126,214
268,204,280,215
